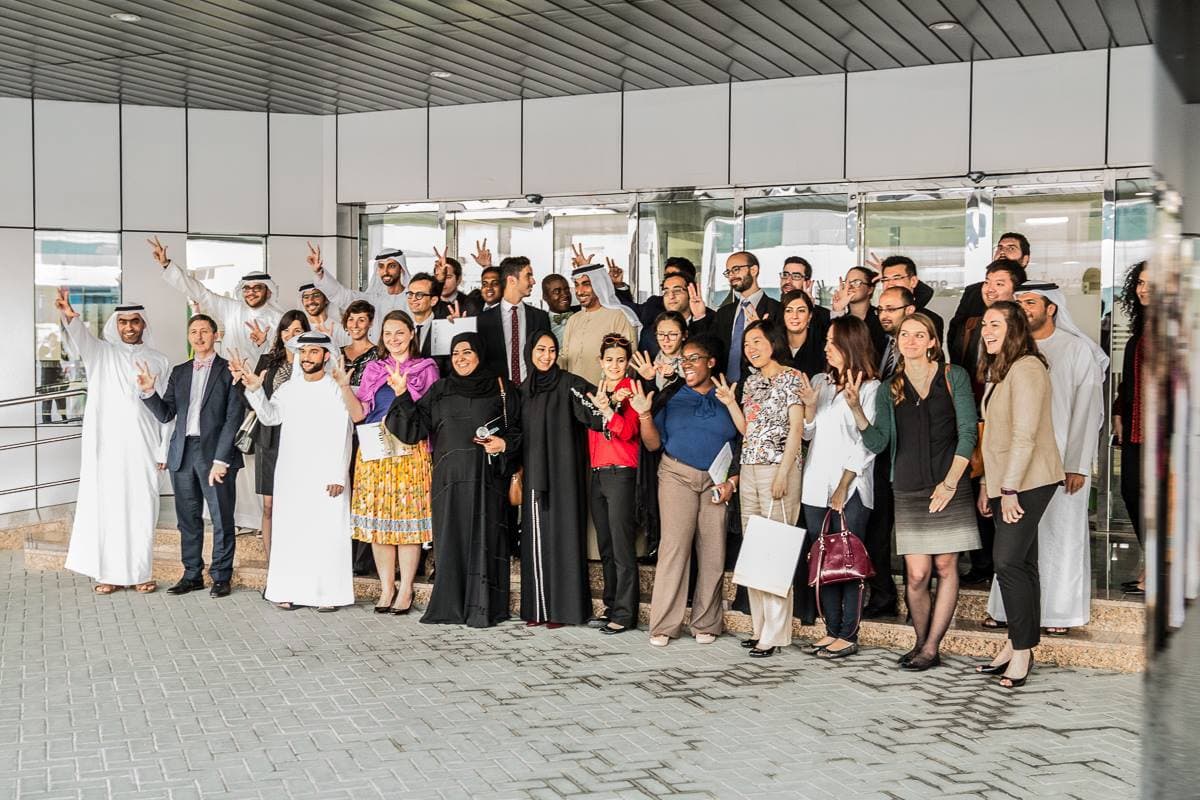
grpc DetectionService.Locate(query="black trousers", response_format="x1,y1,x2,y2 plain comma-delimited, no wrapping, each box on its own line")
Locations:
1120,441,1143,544
967,476,996,576
863,455,898,613
990,483,1058,650
591,466,639,628
172,436,238,583
804,495,872,642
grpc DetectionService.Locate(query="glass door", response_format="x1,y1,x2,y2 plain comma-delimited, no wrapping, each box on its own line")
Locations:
743,194,854,307
637,198,737,308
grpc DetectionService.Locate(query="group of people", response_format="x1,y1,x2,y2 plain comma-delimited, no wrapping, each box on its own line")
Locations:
59,230,1145,692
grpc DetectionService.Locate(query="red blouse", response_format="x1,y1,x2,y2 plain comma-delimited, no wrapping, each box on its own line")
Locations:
588,376,641,469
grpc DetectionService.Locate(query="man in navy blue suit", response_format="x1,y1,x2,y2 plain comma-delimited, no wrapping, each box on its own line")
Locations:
138,314,245,598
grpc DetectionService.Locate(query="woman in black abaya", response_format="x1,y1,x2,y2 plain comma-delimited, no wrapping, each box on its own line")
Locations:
519,331,598,627
385,332,522,628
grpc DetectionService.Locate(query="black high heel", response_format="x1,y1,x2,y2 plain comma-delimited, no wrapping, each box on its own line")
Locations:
748,646,778,658
740,638,759,649
975,660,1010,675
375,586,398,614
999,660,1034,688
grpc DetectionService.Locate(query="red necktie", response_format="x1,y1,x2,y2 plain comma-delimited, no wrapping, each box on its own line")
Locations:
510,305,521,382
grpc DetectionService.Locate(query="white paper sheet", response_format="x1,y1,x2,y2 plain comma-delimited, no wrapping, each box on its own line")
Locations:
708,442,733,485
431,317,477,356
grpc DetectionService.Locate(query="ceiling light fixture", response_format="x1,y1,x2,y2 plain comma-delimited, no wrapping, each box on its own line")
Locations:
109,12,141,22
1023,216,1069,226
929,21,958,32
430,70,453,78
1134,191,1154,197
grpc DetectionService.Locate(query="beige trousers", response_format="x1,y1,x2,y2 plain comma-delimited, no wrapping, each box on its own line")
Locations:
739,462,803,648
648,455,727,638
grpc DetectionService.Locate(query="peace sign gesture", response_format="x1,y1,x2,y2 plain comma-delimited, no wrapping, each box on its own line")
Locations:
305,241,323,274
587,385,612,414
796,371,819,407
605,257,624,286
472,239,492,268
713,374,738,407
147,235,170,268
570,242,593,268
385,359,408,396
54,287,78,320
865,250,883,274
687,283,707,320
134,360,157,394
314,318,334,337
245,319,268,347
629,350,656,381
629,381,655,415
331,356,351,389
432,246,450,281
227,351,265,391
831,278,849,313
445,299,463,320
841,370,864,409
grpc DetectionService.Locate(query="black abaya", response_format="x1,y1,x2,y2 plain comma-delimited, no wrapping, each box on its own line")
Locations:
386,378,522,628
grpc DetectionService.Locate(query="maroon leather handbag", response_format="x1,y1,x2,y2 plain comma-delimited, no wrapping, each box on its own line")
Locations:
807,511,875,587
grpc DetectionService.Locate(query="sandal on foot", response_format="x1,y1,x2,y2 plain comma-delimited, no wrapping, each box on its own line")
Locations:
981,616,1008,630
1044,627,1069,636
649,635,670,647
134,582,157,594
93,583,118,595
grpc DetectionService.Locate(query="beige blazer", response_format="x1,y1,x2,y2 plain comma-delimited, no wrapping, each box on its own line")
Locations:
981,355,1065,498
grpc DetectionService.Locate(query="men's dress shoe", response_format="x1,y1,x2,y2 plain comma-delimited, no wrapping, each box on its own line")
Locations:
167,578,204,595
209,582,231,598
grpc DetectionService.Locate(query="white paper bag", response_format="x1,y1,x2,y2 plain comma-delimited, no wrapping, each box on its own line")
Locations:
732,503,806,597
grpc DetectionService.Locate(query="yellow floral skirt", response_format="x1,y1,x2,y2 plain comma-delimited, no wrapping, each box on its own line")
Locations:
350,445,433,545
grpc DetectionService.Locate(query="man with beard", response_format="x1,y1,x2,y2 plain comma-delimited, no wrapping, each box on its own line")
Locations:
985,283,1105,635
875,255,944,342
231,332,357,611
559,262,639,386
150,236,283,362
636,272,714,356
299,283,349,348
57,290,171,595
690,251,782,383
306,242,408,343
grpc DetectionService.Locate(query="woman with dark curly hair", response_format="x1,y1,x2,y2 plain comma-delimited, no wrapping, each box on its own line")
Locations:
1114,262,1148,594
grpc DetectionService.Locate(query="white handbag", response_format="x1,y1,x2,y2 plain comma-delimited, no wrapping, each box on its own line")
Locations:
732,499,806,598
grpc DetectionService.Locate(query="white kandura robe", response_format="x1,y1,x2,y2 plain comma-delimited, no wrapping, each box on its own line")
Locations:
162,262,283,362
63,317,171,585
314,269,408,343
988,328,1104,628
246,373,354,607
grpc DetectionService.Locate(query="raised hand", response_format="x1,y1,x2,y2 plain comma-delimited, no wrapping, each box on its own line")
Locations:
630,351,656,381
831,278,848,313
331,356,351,389
865,250,883,274
713,374,738,406
134,360,157,394
842,370,864,408
432,246,449,281
587,385,612,414
314,319,334,336
606,257,624,286
147,235,170,268
246,319,267,347
305,241,323,274
796,371,819,406
472,239,492,268
385,359,408,396
687,283,707,320
445,299,462,321
570,242,593,268
611,386,632,407
54,287,78,320
629,381,655,415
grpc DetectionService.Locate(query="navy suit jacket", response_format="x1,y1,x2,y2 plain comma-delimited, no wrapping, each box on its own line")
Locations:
142,355,245,473
477,303,552,381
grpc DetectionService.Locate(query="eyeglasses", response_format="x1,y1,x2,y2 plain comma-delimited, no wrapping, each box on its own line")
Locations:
661,287,688,297
602,334,630,346
655,331,682,340
877,303,913,313
878,273,909,284
680,353,708,364
780,271,809,282
846,278,869,289
722,264,752,278
242,284,266,292
405,291,433,300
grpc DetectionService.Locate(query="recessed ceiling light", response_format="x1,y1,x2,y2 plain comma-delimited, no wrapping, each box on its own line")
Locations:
430,70,453,79
929,21,958,32
109,12,141,22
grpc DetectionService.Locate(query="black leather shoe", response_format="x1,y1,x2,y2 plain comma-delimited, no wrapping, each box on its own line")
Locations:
740,638,760,649
599,623,630,635
209,581,231,598
817,643,859,659
637,547,659,565
167,578,204,595
749,646,778,658
587,615,611,629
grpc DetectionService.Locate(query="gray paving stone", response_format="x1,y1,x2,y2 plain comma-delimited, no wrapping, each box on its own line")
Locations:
0,550,1140,799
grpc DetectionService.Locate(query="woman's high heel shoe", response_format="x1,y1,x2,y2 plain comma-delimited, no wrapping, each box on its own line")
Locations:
974,660,1010,675
999,660,1034,688
374,587,398,614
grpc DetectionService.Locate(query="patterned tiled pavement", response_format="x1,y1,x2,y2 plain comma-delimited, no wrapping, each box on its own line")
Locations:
0,551,1140,799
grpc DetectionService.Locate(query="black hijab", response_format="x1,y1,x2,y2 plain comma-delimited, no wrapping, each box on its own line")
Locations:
522,330,562,397
445,331,500,398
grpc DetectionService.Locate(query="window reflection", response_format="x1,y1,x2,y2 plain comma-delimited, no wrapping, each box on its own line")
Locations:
744,195,854,305
637,199,736,308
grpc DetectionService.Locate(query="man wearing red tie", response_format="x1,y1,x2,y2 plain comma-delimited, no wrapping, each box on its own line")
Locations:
477,257,551,383
139,314,246,598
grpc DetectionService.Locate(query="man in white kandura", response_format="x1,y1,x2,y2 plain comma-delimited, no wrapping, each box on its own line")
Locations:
306,241,408,343
149,235,284,362
230,332,359,611
298,282,350,348
57,289,171,595
986,282,1107,635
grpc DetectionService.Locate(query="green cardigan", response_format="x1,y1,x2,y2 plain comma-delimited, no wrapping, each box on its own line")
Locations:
860,363,978,482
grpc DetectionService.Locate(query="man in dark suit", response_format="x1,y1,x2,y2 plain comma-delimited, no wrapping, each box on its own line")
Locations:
877,255,945,342
690,251,782,381
636,271,715,356
138,314,244,598
476,256,551,382
403,272,441,358
780,255,832,339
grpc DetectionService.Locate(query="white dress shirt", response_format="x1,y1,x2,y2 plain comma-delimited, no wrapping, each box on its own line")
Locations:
499,299,528,382
801,373,880,509
186,357,214,436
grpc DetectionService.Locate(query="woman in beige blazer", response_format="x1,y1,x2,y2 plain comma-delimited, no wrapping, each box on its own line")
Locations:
973,301,1065,689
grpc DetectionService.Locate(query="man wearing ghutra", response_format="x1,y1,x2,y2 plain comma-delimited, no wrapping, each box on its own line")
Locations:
56,289,171,595
306,241,408,343
149,236,283,362
559,258,639,386
231,332,359,611
985,282,1107,635
299,282,350,348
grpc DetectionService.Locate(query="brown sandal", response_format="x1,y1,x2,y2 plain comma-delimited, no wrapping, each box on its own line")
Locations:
93,583,118,595
134,582,158,594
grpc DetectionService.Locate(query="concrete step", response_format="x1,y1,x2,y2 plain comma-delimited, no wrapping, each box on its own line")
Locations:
20,521,1145,672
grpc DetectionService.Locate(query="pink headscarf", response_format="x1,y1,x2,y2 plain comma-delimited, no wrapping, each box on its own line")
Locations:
356,356,439,417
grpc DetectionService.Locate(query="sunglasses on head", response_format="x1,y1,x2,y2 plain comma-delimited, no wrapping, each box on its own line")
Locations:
602,334,630,346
